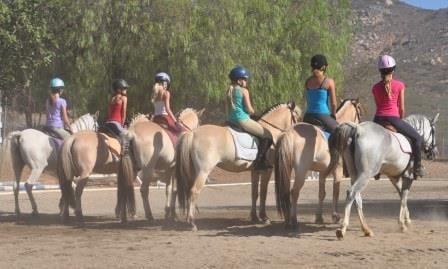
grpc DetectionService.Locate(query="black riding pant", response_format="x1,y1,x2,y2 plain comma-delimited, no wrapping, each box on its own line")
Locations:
374,115,422,163
303,113,338,133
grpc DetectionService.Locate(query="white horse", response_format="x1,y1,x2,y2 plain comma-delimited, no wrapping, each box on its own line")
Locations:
324,113,439,239
2,112,99,217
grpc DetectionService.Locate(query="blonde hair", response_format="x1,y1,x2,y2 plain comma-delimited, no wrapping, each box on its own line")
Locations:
226,85,236,110
382,73,393,98
151,82,165,102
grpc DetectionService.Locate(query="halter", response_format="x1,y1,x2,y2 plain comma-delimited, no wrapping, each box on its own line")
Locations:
423,122,437,159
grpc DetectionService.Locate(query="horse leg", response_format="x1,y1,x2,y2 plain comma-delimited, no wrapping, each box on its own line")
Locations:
13,163,24,218
140,171,154,222
74,178,88,224
354,191,373,237
259,169,272,224
24,167,44,218
400,177,413,231
165,172,177,221
187,171,208,232
289,172,306,231
331,166,343,223
250,171,260,222
315,170,326,224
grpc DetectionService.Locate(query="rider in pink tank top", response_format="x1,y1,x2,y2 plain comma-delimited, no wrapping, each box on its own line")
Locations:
372,79,405,117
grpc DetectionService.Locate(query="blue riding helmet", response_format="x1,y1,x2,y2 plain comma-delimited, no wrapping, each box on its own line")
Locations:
229,66,250,81
50,78,65,89
155,72,171,83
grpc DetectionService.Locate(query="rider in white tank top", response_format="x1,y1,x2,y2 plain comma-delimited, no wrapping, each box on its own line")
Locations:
153,100,168,116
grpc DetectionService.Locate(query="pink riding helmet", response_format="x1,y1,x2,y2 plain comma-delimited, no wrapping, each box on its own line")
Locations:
378,55,396,69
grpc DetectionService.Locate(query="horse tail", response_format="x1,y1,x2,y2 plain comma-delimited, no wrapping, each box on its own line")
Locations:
324,123,358,179
116,130,136,220
274,132,294,218
176,131,195,213
1,131,24,179
57,136,76,209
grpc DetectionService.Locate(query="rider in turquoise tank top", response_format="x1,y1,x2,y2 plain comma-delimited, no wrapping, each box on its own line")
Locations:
228,86,250,123
306,88,331,115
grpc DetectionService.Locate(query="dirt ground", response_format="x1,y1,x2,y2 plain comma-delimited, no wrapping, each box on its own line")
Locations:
1,170,447,268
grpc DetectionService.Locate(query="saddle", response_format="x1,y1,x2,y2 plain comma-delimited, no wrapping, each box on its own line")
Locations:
226,121,259,161
303,118,331,140
375,121,413,180
98,123,121,139
152,116,182,146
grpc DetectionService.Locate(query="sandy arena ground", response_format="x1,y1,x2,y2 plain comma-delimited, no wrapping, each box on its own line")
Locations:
0,171,447,269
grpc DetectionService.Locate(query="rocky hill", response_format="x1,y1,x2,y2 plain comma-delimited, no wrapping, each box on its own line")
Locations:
343,0,448,156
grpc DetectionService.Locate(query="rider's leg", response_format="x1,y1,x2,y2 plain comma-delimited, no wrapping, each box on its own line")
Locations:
238,119,273,170
386,117,424,178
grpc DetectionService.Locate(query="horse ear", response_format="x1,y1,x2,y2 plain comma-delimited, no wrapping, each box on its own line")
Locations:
432,113,440,124
340,98,344,104
197,108,206,118
94,110,100,120
288,101,296,110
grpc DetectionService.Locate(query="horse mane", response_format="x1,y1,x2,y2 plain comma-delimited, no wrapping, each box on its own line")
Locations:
176,107,196,119
259,103,291,118
129,113,150,126
336,98,357,112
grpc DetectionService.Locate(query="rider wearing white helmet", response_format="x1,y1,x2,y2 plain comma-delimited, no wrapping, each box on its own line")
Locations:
46,78,72,139
372,55,424,178
151,72,183,133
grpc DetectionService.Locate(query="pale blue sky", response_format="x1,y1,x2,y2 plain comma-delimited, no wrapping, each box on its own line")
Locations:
400,0,448,10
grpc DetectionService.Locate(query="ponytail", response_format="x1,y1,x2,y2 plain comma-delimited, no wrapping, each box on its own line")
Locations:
382,73,393,98
151,82,165,103
226,85,236,109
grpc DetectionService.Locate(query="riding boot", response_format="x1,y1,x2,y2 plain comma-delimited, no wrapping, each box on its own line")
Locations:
413,154,424,179
254,138,273,170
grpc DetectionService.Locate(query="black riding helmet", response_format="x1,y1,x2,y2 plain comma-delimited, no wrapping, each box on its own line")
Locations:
310,54,328,70
112,79,129,91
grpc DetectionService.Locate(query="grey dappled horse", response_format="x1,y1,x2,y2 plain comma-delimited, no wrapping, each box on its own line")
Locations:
324,113,439,239
3,113,99,217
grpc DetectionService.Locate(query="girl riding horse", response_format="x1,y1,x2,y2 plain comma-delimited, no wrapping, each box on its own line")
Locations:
226,66,273,170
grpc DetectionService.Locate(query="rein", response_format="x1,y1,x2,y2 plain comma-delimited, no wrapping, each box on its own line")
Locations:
259,109,297,132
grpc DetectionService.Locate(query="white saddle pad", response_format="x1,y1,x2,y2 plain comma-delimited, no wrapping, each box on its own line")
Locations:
391,132,412,153
228,127,258,161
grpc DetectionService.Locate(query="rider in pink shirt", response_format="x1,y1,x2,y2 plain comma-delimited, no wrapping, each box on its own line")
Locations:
372,55,424,178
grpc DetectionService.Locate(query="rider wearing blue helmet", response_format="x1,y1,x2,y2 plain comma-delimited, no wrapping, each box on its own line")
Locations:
226,66,273,170
46,78,72,139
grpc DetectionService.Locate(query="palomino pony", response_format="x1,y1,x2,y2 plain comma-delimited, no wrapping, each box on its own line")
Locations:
176,102,301,231
274,99,364,230
57,113,149,223
3,112,99,218
116,108,204,223
324,113,439,239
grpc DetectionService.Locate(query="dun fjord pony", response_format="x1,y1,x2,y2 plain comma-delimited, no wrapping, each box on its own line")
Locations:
57,114,149,223
177,102,301,231
324,113,439,239
275,99,364,230
115,108,204,223
3,113,98,218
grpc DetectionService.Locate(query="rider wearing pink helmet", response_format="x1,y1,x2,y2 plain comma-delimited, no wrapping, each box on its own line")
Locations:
372,55,424,178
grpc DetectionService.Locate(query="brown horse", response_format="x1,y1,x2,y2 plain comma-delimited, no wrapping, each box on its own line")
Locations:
176,102,301,231
57,114,149,223
115,108,204,223
274,99,364,230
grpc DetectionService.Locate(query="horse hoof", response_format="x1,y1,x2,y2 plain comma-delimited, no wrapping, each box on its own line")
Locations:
364,230,374,237
332,214,341,224
191,226,198,232
336,229,344,239
315,215,324,224
261,217,271,225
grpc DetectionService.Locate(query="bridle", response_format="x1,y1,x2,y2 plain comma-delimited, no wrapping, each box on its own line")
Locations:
423,122,437,159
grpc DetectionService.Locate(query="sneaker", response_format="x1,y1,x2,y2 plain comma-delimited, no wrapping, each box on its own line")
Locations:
414,166,425,179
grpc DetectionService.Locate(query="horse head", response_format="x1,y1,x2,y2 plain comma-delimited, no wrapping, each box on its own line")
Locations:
178,108,205,130
259,102,302,132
